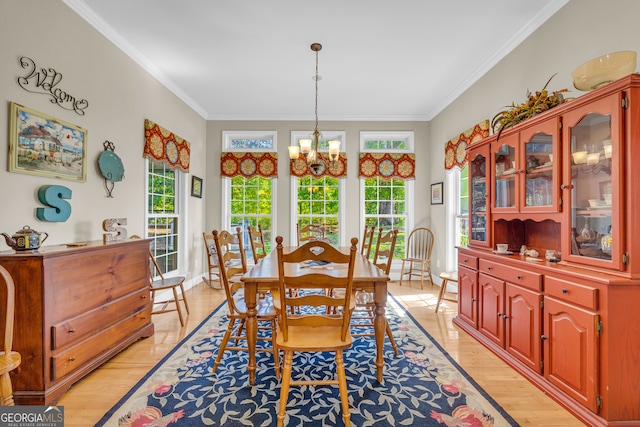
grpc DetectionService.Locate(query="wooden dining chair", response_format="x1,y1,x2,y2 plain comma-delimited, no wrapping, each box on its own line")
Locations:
247,225,267,264
217,227,248,284
399,227,435,289
274,236,358,427
202,232,222,289
131,235,190,327
211,230,279,379
352,228,399,355
0,265,21,406
360,224,375,258
296,223,326,246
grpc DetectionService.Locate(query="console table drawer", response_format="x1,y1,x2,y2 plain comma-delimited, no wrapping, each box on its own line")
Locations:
51,288,150,350
545,276,598,311
479,260,542,291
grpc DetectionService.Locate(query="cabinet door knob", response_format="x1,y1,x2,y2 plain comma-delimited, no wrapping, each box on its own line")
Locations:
497,312,502,317
503,314,508,319
463,259,468,263
487,266,492,270
560,184,572,190
516,275,521,279
541,335,548,341
562,288,568,294
69,357,76,361
68,328,76,333
471,298,476,302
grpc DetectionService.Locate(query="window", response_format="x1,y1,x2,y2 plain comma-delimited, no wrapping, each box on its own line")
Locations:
360,131,414,260
445,164,469,271
222,131,277,256
290,131,345,245
147,161,181,275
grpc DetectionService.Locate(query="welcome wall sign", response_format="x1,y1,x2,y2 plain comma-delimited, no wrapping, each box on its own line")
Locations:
16,56,89,116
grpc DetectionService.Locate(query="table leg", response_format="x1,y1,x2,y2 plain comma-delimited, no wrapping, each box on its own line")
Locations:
245,281,258,386
373,280,387,382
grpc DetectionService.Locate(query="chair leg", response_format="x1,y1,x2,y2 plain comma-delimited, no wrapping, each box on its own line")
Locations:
172,287,185,326
0,373,15,406
420,262,425,289
277,350,294,427
385,320,399,356
179,283,190,314
399,259,406,285
271,320,280,379
335,350,351,427
213,318,236,374
435,279,448,313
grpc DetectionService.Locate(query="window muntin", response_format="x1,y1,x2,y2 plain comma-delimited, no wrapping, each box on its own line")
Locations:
147,161,180,275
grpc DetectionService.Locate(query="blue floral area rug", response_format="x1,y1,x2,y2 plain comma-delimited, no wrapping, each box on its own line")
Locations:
96,294,519,426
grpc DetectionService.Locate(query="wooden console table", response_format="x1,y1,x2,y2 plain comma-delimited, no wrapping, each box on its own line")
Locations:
0,238,154,405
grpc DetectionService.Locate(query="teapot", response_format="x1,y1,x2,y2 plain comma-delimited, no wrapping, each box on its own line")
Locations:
2,225,49,251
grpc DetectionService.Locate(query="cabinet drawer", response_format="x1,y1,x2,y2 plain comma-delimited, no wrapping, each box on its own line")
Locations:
51,288,150,350
544,276,598,311
50,307,151,381
479,260,542,291
459,253,479,270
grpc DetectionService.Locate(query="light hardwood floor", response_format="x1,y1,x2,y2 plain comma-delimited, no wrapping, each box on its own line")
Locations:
57,279,585,426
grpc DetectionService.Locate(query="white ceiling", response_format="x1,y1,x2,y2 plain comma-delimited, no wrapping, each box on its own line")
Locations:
65,0,569,121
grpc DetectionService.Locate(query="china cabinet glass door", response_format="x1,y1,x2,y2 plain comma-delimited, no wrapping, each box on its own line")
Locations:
469,147,490,247
562,93,622,270
492,134,518,211
521,119,560,213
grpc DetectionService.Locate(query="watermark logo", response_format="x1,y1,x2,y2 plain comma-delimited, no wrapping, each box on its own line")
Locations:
0,406,64,427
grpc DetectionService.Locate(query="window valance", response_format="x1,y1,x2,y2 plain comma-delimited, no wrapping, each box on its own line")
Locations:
143,119,190,172
444,120,489,170
358,153,415,180
290,153,347,178
221,152,278,179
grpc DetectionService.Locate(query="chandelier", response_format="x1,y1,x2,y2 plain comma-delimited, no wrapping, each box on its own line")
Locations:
288,43,341,175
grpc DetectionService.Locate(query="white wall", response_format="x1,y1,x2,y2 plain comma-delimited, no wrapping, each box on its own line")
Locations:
428,0,640,276
0,0,208,283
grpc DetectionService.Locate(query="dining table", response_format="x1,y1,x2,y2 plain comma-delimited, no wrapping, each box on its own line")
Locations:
240,245,390,385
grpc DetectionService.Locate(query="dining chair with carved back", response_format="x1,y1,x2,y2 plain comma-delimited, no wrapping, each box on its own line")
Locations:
247,224,267,264
360,224,375,259
217,227,248,285
296,223,327,246
0,265,21,406
399,227,435,289
273,236,358,427
211,229,279,379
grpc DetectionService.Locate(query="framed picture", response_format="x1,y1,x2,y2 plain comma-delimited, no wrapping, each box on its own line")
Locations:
8,102,87,182
191,175,203,198
431,182,443,205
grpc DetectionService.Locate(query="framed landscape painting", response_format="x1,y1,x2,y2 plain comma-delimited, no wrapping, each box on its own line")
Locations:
8,102,87,182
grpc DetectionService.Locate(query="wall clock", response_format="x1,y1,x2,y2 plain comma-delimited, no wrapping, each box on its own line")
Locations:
98,140,125,197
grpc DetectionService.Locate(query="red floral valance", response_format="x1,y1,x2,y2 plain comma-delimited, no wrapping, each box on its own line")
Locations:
290,153,347,178
358,153,415,181
221,152,278,179
143,119,191,172
444,120,489,170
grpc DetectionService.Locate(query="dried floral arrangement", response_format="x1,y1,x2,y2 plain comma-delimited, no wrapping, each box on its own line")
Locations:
491,74,568,139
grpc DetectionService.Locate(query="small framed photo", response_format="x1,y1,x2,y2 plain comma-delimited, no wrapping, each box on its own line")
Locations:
191,176,203,198
9,102,87,182
431,182,443,205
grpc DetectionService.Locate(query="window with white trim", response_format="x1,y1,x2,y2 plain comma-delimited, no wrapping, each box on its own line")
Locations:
222,131,277,255
290,131,345,246
360,131,414,260
147,161,181,275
